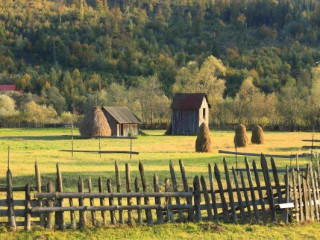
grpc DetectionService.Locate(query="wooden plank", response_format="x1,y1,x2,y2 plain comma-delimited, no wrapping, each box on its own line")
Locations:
200,176,213,221
36,191,193,199
245,157,259,223
296,157,304,222
169,160,183,221
219,150,296,159
208,164,218,221
315,172,320,222
153,174,164,223
179,159,194,221
62,135,138,140
46,181,54,229
271,157,283,204
125,163,133,224
306,165,314,221
88,178,97,226
193,176,202,221
214,163,229,221
223,158,237,222
240,171,252,219
35,161,45,227
98,177,107,226
283,166,289,223
55,163,65,230
24,184,31,231
291,169,299,223
139,161,153,224
252,160,267,223
134,177,142,224
232,167,245,223
78,176,87,228
107,179,116,224
60,150,139,154
6,169,16,230
302,177,310,221
310,164,319,221
302,146,320,149
260,154,276,222
165,178,174,222
115,160,124,224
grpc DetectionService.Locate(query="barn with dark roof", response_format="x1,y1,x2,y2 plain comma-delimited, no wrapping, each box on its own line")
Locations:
170,93,211,135
102,107,141,136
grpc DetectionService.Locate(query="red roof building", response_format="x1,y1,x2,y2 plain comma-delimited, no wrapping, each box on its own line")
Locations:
0,85,23,94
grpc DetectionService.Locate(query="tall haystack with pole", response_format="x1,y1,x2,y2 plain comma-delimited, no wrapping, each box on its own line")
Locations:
234,124,248,148
195,123,212,152
251,125,264,144
79,106,111,138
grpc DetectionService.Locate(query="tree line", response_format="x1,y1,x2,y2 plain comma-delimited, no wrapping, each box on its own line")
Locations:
0,0,320,129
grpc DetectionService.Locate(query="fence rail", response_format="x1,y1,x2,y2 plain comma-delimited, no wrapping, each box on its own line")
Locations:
0,155,319,231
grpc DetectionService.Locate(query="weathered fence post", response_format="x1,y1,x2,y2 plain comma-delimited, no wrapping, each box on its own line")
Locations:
283,165,289,223
200,176,213,221
24,183,31,231
245,157,259,223
35,161,45,226
78,176,87,228
125,163,133,224
98,177,107,226
139,161,153,224
193,176,201,221
260,155,276,222
46,181,54,229
296,156,304,222
310,163,319,221
164,178,174,222
214,163,229,221
305,165,314,221
240,171,252,220
208,164,218,221
134,177,142,224
232,167,245,223
55,163,65,229
302,177,310,221
179,159,194,222
252,160,267,223
107,179,116,224
291,168,300,223
88,178,97,226
224,158,237,223
271,157,283,203
115,161,123,224
7,167,16,231
153,174,164,223
169,160,183,221
69,196,76,230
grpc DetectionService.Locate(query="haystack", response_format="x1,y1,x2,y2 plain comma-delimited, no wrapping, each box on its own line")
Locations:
195,123,212,152
79,106,111,138
251,125,264,144
234,124,248,147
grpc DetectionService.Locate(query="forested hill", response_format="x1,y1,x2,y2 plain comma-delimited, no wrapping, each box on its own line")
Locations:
1,0,320,126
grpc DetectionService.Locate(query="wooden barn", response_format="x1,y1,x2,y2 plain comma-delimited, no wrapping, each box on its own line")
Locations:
102,107,141,137
170,93,211,135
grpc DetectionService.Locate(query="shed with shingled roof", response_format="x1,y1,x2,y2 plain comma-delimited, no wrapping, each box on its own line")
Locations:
102,106,141,136
170,93,211,135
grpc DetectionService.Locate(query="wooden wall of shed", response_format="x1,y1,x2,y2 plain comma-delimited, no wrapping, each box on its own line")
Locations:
102,110,118,136
121,124,139,136
171,110,199,135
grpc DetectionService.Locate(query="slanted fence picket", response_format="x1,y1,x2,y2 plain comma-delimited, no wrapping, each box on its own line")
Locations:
1,154,320,230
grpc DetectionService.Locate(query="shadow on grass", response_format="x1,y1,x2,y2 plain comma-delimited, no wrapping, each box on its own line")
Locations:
0,135,73,141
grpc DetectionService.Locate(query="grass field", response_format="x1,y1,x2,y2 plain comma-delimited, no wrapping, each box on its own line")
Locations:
0,128,318,239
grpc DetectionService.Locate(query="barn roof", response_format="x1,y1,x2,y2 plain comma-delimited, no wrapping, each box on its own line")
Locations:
103,107,141,124
0,85,23,94
171,93,211,110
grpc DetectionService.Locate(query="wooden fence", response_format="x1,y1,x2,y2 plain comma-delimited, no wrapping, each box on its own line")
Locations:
0,155,319,231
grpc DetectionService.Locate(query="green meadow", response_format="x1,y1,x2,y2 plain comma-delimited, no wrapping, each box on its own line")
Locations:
0,128,317,239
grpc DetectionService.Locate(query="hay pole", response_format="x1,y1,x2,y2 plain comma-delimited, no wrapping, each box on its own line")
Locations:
71,122,74,158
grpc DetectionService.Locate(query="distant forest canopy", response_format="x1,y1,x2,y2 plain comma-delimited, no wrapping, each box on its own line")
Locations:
1,0,320,128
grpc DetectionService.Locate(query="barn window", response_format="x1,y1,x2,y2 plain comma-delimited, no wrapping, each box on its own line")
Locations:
203,108,206,119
